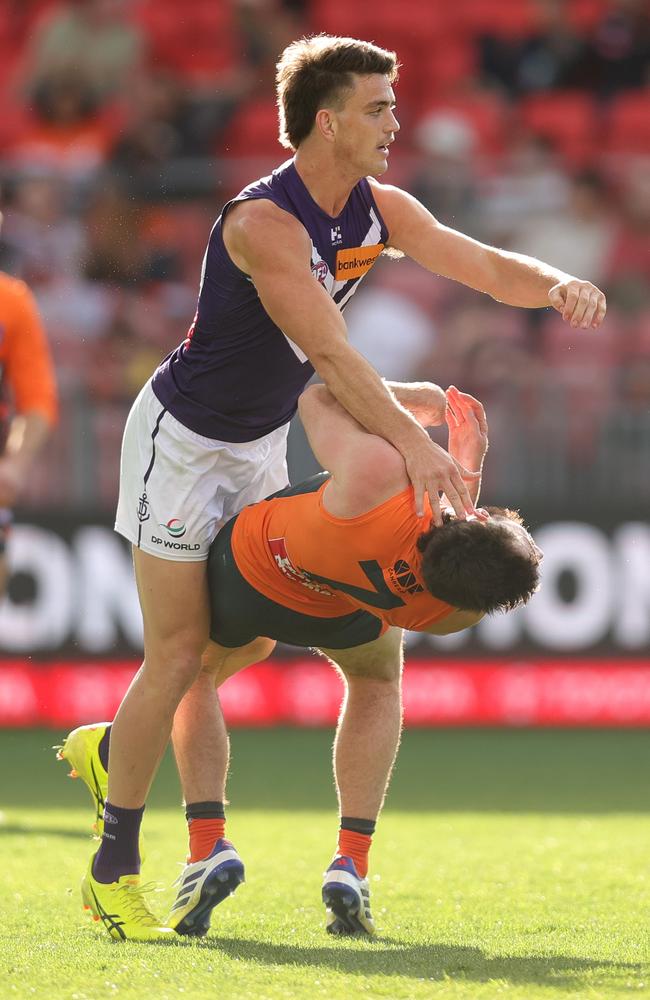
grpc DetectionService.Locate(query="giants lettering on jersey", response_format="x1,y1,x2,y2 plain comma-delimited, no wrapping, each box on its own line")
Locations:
268,537,334,596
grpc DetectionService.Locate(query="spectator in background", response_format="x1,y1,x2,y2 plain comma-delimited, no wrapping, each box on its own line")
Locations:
505,170,616,290
82,179,186,285
110,72,238,197
479,0,587,96
480,133,569,246
0,172,86,285
598,354,650,496
581,0,650,97
234,0,310,93
17,0,145,104
6,69,116,181
410,111,482,237
344,285,436,382
86,313,162,405
607,166,650,306
0,222,58,596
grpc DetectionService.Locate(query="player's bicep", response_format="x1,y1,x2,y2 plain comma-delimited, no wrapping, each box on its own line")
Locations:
373,183,496,292
227,203,348,359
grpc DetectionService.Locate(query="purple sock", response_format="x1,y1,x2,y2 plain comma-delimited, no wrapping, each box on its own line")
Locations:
92,801,144,883
98,725,111,771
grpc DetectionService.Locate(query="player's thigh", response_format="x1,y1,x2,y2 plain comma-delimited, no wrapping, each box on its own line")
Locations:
133,547,210,662
202,636,276,686
318,627,404,683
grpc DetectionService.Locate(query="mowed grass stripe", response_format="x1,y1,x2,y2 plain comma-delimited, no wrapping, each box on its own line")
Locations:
1,729,648,999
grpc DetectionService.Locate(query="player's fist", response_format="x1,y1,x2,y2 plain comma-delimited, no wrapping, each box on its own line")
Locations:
548,278,606,329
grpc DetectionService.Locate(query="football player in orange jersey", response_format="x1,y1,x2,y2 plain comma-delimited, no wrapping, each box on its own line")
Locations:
194,381,542,934
0,232,58,596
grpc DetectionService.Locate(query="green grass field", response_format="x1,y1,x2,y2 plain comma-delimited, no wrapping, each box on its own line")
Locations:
1,727,649,999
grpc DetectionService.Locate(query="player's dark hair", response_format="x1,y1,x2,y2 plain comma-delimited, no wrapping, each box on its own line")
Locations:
276,35,399,150
416,507,541,614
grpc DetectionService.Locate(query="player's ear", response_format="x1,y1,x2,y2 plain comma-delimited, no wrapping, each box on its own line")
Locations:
315,108,337,143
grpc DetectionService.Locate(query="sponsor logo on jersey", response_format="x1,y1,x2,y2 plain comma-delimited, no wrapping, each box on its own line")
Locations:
330,225,342,245
150,534,201,551
311,259,329,285
160,518,186,538
268,537,334,596
335,243,384,280
388,559,424,595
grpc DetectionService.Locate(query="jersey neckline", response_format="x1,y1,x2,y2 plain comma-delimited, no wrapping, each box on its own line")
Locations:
288,159,364,225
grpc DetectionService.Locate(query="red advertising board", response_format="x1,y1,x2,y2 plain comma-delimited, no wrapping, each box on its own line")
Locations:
2,658,650,727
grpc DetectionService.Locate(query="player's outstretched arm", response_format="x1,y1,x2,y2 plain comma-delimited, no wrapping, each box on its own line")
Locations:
224,199,479,524
371,183,606,329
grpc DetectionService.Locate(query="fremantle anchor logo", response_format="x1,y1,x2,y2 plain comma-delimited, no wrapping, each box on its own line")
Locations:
137,492,150,523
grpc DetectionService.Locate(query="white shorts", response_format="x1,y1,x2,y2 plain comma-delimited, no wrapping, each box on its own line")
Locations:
115,381,290,561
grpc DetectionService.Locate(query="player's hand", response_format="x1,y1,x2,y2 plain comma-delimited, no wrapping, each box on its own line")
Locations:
402,430,481,526
548,279,606,329
0,457,26,507
445,385,488,471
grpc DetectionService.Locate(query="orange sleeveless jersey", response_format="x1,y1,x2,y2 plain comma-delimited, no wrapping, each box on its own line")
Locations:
231,480,455,632
0,273,57,427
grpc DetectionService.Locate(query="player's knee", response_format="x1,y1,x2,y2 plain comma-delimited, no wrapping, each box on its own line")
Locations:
142,640,205,690
340,658,401,685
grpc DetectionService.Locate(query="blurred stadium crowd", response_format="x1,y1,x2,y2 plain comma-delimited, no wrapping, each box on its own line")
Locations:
0,0,648,511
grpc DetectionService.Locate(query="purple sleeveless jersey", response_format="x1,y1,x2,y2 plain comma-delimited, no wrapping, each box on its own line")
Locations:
151,158,389,442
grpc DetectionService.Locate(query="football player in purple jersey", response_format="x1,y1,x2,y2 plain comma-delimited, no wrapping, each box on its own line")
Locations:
61,35,605,941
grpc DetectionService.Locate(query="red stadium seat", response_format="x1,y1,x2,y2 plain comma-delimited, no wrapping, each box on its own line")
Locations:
311,0,456,43
518,92,599,167
456,0,539,38
218,99,282,159
604,93,650,155
135,0,236,80
409,37,478,103
567,0,608,31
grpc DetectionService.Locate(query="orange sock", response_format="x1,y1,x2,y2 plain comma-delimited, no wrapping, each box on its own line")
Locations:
188,818,226,863
337,829,372,878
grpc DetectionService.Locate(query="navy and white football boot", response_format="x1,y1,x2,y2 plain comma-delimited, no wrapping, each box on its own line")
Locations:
167,838,245,937
322,855,376,936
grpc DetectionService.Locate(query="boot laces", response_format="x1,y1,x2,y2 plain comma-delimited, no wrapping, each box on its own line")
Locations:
116,879,163,925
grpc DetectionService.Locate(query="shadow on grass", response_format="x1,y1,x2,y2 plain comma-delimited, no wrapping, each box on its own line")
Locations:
200,937,644,989
0,821,91,840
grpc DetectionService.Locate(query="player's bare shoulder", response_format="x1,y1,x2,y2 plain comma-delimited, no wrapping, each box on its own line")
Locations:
367,178,411,215
368,179,429,253
223,198,311,273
